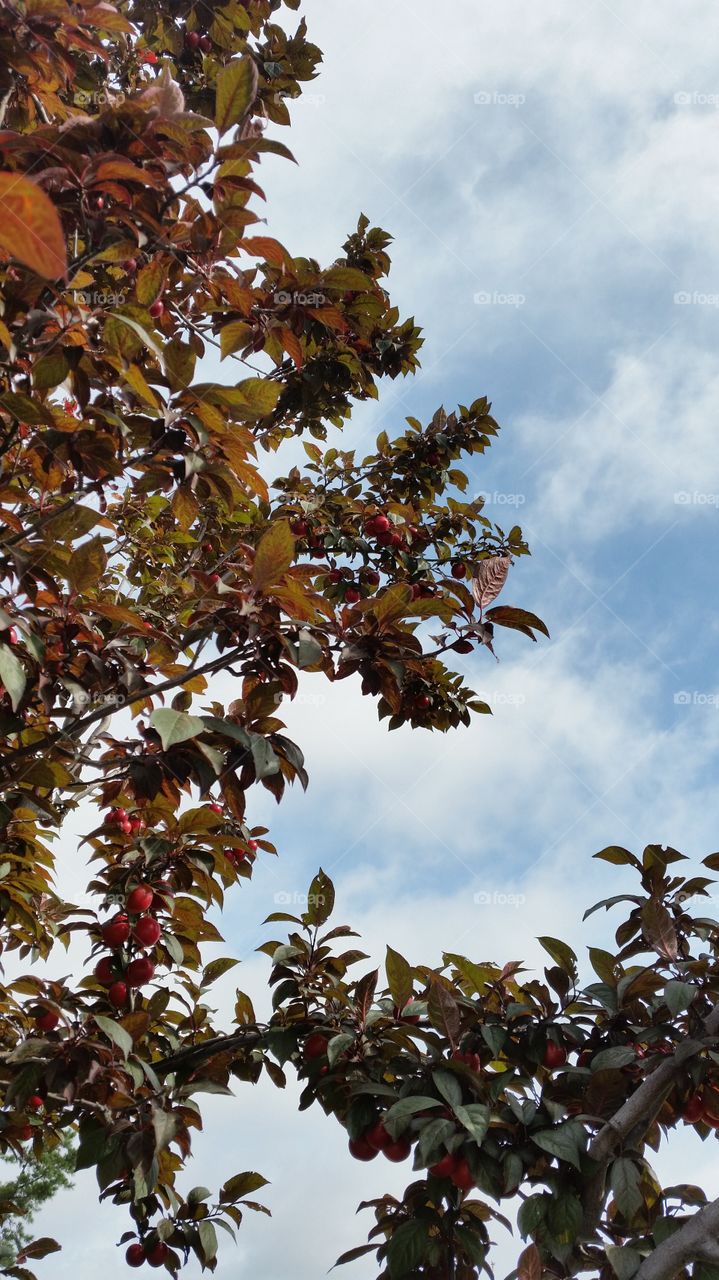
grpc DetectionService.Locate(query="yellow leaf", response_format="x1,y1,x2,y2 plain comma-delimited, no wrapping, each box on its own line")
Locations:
252,521,295,592
215,57,258,134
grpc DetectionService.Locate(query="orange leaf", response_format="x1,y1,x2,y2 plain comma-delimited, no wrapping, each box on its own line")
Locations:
0,172,67,279
280,327,304,368
240,236,290,266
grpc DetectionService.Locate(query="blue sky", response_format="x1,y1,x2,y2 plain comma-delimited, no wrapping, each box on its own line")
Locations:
30,3,719,1277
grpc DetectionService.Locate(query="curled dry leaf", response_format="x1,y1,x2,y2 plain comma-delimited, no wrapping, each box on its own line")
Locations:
471,554,511,615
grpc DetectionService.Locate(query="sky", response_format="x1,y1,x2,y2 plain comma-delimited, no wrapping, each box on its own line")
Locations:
24,2,719,1277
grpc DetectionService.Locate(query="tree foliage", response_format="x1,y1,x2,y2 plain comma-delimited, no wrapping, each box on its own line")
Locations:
5,7,717,1280
0,1136,74,1262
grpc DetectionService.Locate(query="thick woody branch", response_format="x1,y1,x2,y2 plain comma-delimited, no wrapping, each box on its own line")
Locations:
635,1195,719,1280
581,1000,719,1240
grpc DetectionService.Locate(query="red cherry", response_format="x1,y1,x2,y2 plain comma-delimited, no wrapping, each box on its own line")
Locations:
146,1243,168,1267
304,1033,329,1060
451,562,466,580
148,299,164,319
63,398,77,413
27,1095,43,1111
389,531,403,547
102,914,130,948
129,816,145,832
35,1009,59,1032
366,514,390,535
430,1152,459,1178
126,957,155,988
344,587,361,605
383,1138,412,1163
365,1120,392,1152
362,569,380,586
17,1125,33,1142
290,519,308,536
375,529,393,546
327,569,343,584
683,1093,705,1123
94,957,116,986
451,1157,474,1191
543,1041,568,1069
108,981,129,1008
126,1244,145,1268
349,1136,377,1161
5,626,18,645
199,35,212,53
247,839,258,852
126,885,154,914
93,195,104,210
120,820,133,835
415,694,431,710
133,916,161,948
208,801,223,814
185,30,201,49
140,51,158,65
427,451,441,466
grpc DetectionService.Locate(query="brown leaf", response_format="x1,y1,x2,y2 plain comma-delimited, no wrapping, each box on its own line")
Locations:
252,521,295,591
471,554,511,614
517,1243,542,1280
642,899,678,960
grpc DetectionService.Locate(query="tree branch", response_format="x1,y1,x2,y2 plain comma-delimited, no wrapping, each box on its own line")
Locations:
635,1195,719,1280
581,1000,719,1239
154,1025,267,1077
0,642,247,780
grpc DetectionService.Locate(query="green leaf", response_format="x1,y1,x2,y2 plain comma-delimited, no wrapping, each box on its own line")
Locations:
594,846,639,867
605,1245,641,1280
66,535,107,593
187,1186,212,1205
150,709,205,751
220,1171,269,1203
306,869,334,926
665,979,696,1015
201,957,239,988
432,1069,462,1110
385,945,413,1010
94,1015,132,1059
383,1096,441,1138
454,1103,490,1144
0,644,25,711
517,1194,548,1238
323,266,374,291
537,936,578,977
327,1033,354,1068
215,57,258,133
591,1046,636,1072
531,1121,586,1170
253,520,295,591
197,1219,218,1266
386,1220,428,1277
610,1157,644,1218
32,351,69,389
